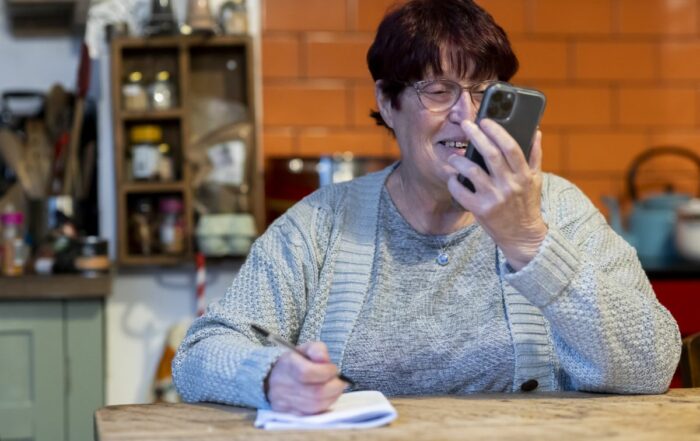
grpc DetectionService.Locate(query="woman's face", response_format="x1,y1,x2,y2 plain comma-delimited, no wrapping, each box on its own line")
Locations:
377,69,487,194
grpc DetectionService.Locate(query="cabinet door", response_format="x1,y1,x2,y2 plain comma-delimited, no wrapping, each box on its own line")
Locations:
0,301,65,441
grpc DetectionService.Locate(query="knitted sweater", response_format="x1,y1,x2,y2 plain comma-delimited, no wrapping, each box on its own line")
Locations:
172,165,681,409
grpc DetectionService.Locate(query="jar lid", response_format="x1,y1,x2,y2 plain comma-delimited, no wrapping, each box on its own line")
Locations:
128,71,143,82
1,212,23,225
130,125,162,143
160,197,183,213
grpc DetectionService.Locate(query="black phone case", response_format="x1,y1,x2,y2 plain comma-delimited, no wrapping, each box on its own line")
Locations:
458,82,546,192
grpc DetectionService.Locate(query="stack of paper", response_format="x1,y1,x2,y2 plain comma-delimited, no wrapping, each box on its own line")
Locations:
255,391,398,430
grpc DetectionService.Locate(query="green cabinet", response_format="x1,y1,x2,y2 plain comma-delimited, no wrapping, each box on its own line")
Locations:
0,299,104,441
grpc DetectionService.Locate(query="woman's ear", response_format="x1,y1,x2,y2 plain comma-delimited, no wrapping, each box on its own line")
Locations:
375,80,394,129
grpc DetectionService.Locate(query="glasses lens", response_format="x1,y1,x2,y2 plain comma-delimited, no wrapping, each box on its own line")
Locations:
417,80,461,112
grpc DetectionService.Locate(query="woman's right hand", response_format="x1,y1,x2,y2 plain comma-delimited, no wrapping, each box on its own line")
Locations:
266,341,347,415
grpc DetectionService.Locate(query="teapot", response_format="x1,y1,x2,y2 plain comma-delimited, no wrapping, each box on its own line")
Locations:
602,146,700,266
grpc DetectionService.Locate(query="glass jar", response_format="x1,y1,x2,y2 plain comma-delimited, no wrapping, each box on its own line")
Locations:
122,71,149,112
149,70,176,110
1,211,27,276
220,0,248,35
130,198,155,255
157,143,175,182
158,198,184,255
129,125,163,181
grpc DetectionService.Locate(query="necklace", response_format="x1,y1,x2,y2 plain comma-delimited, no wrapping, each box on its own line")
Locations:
435,237,450,266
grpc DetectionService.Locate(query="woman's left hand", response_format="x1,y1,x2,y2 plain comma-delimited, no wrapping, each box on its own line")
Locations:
447,119,548,271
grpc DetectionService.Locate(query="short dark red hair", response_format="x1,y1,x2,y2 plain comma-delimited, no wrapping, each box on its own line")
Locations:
367,0,519,131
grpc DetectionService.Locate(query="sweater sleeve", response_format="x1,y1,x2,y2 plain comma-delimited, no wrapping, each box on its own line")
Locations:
502,174,681,394
172,201,327,408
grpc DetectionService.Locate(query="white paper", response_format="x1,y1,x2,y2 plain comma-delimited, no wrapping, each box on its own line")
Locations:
255,391,397,430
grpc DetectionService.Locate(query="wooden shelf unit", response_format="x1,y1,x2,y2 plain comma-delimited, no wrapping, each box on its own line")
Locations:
110,35,262,266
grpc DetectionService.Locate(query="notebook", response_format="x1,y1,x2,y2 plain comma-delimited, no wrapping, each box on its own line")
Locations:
254,390,398,430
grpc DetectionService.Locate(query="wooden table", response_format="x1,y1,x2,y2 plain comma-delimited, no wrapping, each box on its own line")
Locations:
94,388,700,441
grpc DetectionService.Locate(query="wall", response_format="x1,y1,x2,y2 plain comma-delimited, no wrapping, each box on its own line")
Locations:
0,2,80,91
260,0,700,211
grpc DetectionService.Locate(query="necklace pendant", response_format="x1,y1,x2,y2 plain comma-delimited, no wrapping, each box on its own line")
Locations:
436,252,449,266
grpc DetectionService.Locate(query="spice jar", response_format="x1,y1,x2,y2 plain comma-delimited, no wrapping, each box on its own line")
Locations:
130,198,156,255
1,211,27,276
122,71,149,111
157,143,175,181
130,125,162,181
158,197,185,255
149,70,177,110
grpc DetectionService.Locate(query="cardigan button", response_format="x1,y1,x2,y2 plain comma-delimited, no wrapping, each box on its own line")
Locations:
520,379,538,392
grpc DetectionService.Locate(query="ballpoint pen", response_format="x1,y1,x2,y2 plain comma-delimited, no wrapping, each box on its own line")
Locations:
250,323,355,386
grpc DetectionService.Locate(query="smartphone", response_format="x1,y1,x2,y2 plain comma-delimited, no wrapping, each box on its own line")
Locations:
458,82,546,192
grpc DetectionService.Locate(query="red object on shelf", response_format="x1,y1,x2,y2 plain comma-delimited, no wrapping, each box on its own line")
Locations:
651,279,700,388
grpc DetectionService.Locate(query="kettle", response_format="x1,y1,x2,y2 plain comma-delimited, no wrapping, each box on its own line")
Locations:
602,146,700,266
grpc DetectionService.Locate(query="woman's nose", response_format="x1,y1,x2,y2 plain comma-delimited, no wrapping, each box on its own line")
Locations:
447,90,477,124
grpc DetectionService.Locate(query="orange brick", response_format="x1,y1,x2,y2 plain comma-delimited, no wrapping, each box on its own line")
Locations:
650,132,700,153
306,34,373,79
262,35,301,79
356,0,407,32
298,128,387,156
618,87,696,127
574,42,656,81
351,82,379,127
263,81,348,126
565,176,626,216
263,0,347,32
619,0,697,35
531,0,613,35
660,42,700,80
511,39,568,81
566,132,649,173
540,129,563,173
539,86,613,127
477,0,528,35
262,128,297,157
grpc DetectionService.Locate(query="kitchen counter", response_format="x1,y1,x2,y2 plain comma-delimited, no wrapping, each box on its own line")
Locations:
643,259,700,280
94,388,700,441
0,273,111,299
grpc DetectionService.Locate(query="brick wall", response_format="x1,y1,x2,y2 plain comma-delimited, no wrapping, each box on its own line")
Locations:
261,0,700,211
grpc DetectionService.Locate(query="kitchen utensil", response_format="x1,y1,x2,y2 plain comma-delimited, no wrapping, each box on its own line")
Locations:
186,0,216,35
63,43,91,197
676,198,700,262
0,90,45,135
603,146,700,265
0,128,35,198
145,0,178,36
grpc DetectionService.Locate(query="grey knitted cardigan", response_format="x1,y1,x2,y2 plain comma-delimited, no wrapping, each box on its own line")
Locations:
173,165,681,409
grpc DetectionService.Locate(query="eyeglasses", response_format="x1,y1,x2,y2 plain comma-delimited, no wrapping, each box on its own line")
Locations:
409,79,493,113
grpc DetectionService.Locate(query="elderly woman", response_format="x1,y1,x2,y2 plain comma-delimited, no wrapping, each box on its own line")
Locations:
173,0,681,415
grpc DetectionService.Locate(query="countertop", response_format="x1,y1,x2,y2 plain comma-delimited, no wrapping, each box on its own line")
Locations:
0,273,112,299
95,388,700,441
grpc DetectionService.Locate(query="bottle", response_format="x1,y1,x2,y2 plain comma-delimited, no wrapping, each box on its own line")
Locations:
122,71,149,111
130,198,155,255
158,198,184,255
157,143,175,181
1,210,27,276
130,125,163,181
149,71,176,110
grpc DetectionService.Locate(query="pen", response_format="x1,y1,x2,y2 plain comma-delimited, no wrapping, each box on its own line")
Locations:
250,323,355,386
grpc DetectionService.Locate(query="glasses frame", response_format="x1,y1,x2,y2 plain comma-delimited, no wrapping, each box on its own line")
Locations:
409,79,494,113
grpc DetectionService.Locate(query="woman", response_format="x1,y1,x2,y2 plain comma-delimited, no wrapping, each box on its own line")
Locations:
173,0,681,415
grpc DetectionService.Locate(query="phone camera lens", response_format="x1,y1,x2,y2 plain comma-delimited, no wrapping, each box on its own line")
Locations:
501,100,513,113
492,91,504,102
